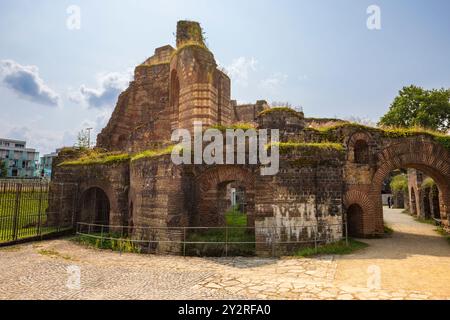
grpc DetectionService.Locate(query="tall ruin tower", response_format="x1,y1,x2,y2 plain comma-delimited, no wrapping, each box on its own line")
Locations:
170,21,232,131
96,21,233,152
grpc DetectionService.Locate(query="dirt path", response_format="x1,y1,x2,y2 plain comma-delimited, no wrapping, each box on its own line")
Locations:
334,208,450,297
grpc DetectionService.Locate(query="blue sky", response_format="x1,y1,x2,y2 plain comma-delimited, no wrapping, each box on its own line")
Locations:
0,0,449,154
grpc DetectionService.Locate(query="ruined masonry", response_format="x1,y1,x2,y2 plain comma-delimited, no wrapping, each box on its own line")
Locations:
48,21,450,255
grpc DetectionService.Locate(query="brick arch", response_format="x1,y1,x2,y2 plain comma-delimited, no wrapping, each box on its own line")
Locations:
346,131,374,163
195,166,256,227
366,138,450,235
343,190,373,237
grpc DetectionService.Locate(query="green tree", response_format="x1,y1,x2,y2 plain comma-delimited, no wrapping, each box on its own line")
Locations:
390,174,408,193
379,85,450,132
76,129,90,149
0,160,7,178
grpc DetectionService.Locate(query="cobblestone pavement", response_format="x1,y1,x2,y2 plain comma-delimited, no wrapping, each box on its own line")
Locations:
0,209,449,300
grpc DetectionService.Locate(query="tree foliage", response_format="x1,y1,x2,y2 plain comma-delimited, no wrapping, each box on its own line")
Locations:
390,174,408,192
76,130,90,149
0,160,7,178
379,85,450,132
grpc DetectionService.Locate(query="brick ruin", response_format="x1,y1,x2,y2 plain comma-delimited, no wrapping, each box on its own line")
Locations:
49,21,450,255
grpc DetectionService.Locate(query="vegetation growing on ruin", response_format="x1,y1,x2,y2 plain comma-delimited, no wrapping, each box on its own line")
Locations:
131,145,175,162
170,41,210,61
270,142,345,155
293,239,368,257
310,122,450,151
258,107,303,117
186,208,255,257
58,149,130,167
73,234,141,254
210,122,256,131
390,174,408,192
58,145,177,167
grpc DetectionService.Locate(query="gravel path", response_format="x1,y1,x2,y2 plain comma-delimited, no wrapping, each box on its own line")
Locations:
334,208,450,298
0,208,448,300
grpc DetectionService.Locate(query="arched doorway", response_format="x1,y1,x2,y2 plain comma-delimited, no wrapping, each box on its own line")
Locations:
78,187,110,227
346,204,364,237
196,166,255,227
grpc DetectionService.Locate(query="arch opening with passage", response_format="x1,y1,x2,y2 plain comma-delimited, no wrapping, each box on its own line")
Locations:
78,187,110,231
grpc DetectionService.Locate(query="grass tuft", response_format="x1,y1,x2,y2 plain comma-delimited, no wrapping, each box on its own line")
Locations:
293,238,368,257
258,107,303,117
131,145,175,162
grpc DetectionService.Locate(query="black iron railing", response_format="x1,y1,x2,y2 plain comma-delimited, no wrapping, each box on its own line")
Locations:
0,180,75,244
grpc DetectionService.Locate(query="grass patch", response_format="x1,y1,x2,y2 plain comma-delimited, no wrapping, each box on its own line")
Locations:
309,122,450,152
37,249,73,260
415,217,437,225
59,149,130,166
384,224,394,235
269,142,345,155
170,40,210,61
436,227,450,245
293,239,369,257
209,122,256,132
0,189,64,243
131,145,175,162
73,233,141,254
258,107,303,117
186,208,255,257
59,146,176,166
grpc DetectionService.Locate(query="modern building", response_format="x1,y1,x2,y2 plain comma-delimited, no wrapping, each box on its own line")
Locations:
0,138,40,178
39,150,60,179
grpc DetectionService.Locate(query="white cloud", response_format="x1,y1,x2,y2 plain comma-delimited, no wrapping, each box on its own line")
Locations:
0,59,60,107
76,70,132,109
226,57,258,87
260,72,288,90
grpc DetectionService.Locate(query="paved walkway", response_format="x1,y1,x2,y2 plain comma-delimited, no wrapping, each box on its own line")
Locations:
0,208,448,300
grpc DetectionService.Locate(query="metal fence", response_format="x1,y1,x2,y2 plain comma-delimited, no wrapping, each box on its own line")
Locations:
76,222,348,257
0,180,75,245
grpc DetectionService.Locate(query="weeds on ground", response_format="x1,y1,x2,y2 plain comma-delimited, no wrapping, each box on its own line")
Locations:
293,239,369,257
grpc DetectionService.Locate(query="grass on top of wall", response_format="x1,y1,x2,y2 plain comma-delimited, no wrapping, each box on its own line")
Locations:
131,145,175,162
169,41,210,61
269,142,345,155
59,146,176,166
293,239,369,257
58,150,130,167
209,122,256,131
258,107,303,117
311,122,450,151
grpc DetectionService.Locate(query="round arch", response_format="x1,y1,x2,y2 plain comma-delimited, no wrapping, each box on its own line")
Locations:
195,166,256,227
78,187,111,226
366,139,450,235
